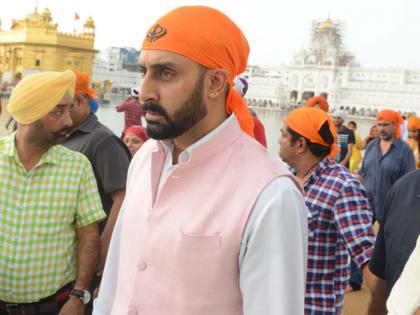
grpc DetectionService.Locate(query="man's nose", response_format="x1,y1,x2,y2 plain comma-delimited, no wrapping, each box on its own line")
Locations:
139,75,159,104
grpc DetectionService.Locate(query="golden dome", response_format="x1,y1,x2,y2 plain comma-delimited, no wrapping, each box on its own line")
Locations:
42,8,51,18
84,16,95,28
316,17,334,33
323,18,333,25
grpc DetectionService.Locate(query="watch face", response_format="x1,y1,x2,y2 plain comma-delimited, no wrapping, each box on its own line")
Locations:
81,290,91,304
71,289,91,304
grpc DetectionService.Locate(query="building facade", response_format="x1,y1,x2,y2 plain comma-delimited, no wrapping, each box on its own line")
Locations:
0,7,96,82
91,47,142,96
245,18,420,114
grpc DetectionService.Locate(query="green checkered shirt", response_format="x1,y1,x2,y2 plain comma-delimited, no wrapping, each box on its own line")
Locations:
0,134,106,303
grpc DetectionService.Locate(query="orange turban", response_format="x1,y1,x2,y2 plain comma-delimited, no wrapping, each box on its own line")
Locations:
74,71,95,99
376,109,403,138
141,6,254,137
407,115,420,130
306,96,329,112
285,107,339,159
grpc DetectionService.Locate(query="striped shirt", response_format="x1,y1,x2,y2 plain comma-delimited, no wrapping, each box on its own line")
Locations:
301,158,375,314
0,134,106,303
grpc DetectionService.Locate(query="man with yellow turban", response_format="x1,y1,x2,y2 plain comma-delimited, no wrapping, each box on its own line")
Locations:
359,109,415,222
278,107,375,314
94,6,308,315
0,71,106,314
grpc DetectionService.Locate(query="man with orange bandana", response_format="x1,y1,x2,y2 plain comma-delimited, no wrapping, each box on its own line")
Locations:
64,72,131,280
306,95,329,112
279,107,375,314
93,6,308,315
359,109,415,222
407,115,420,168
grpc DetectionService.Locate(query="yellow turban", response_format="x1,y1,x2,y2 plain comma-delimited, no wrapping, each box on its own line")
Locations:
8,70,76,124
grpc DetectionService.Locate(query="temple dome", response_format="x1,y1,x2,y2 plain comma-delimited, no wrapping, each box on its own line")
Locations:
84,16,95,28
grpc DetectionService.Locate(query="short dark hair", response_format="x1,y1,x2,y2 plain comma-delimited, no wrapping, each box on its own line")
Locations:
288,121,334,158
348,121,357,129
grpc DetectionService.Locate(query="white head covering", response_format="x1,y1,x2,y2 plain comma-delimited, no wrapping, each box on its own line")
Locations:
131,88,139,98
333,109,347,120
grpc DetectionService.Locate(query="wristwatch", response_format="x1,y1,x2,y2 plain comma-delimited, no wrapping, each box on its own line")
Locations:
70,289,92,304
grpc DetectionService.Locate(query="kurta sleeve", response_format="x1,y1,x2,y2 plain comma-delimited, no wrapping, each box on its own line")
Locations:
239,176,308,315
93,205,124,315
387,235,420,315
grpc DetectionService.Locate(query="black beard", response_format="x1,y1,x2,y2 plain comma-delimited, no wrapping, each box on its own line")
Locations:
379,132,393,141
142,75,207,140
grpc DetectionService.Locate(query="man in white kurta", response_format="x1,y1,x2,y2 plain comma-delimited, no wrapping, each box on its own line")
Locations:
387,235,420,315
94,6,308,315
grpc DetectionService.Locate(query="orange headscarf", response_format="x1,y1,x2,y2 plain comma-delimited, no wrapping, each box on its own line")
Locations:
376,109,403,139
306,96,329,112
407,115,420,130
74,71,95,99
141,6,254,137
285,107,339,159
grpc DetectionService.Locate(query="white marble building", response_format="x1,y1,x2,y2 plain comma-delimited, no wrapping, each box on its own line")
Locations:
245,18,420,114
92,47,142,95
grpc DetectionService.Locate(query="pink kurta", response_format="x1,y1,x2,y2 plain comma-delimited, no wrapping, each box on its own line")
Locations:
111,117,299,315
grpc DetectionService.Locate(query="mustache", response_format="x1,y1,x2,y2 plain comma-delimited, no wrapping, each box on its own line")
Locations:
142,102,169,117
54,128,71,137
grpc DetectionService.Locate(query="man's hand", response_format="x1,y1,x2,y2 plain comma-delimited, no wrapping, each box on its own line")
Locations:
368,279,387,315
362,263,378,294
58,297,84,315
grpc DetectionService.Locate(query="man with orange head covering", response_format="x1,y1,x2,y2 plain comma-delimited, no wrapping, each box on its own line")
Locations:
94,6,308,315
64,72,131,297
407,115,420,168
359,109,415,222
279,107,375,314
306,95,329,112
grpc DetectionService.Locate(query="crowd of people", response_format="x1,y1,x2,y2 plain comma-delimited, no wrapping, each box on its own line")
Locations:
0,5,419,315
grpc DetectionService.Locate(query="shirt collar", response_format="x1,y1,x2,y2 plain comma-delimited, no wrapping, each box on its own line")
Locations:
374,137,402,149
310,158,328,183
291,157,327,188
3,133,16,158
3,133,60,167
160,114,235,163
71,113,97,134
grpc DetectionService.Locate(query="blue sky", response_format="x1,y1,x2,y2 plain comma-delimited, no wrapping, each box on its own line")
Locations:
2,0,420,68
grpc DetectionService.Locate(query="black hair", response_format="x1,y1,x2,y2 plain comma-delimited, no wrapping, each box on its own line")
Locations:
348,121,357,129
288,120,334,158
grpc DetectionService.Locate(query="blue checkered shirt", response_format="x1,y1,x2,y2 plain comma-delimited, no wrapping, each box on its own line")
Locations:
300,158,375,314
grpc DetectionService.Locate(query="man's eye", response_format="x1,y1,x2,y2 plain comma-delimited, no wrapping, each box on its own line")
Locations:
139,69,146,77
161,70,172,78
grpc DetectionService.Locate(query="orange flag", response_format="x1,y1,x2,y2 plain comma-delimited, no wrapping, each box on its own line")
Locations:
75,12,80,20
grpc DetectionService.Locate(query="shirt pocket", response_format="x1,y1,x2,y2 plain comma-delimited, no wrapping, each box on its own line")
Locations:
171,230,223,302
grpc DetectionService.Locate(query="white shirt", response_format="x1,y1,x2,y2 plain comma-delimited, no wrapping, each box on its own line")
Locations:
94,116,308,315
387,235,420,315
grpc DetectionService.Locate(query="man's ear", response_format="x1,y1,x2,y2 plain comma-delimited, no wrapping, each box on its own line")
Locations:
74,94,88,107
297,137,308,154
206,69,229,99
74,94,82,106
